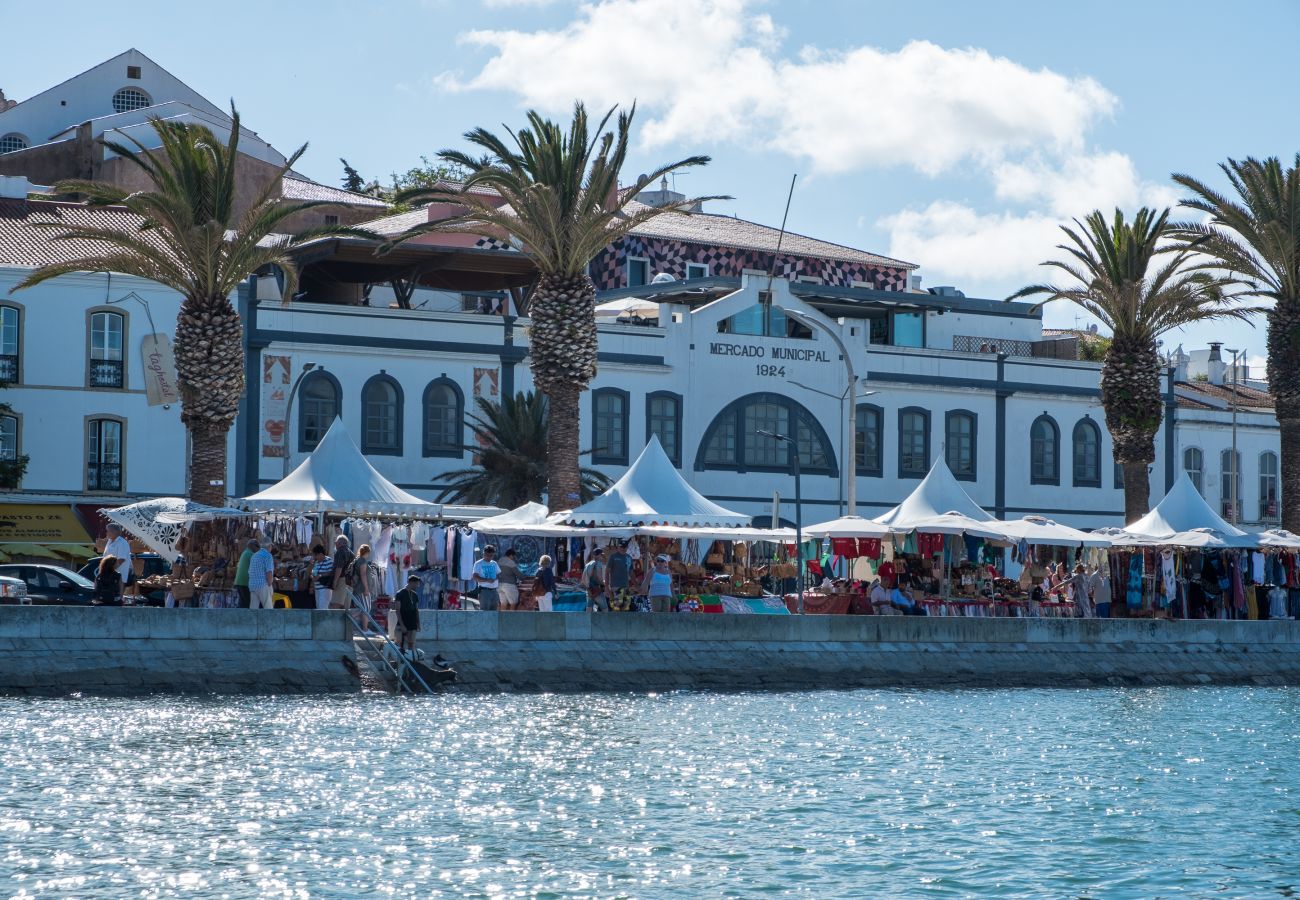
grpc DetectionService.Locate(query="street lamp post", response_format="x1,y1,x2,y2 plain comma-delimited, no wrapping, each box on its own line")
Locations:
282,362,318,478
781,307,861,516
1226,348,1241,525
787,379,878,518
758,428,803,614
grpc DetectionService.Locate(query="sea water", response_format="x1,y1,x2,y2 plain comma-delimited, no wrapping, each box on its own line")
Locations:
1,688,1298,897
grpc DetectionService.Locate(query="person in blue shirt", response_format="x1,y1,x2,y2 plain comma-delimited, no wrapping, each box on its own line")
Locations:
890,574,927,616
311,545,335,610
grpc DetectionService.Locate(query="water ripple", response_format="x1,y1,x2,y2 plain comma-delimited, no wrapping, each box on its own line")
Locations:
1,688,1299,897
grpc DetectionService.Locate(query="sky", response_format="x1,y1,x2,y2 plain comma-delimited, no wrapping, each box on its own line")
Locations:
4,0,1297,367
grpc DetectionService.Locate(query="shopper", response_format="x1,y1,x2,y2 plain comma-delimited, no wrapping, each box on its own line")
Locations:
92,555,122,606
641,554,675,613
472,545,502,611
394,574,422,656
311,545,334,610
535,554,556,612
234,539,255,609
1090,565,1113,618
103,523,133,592
1071,563,1095,618
498,548,521,610
350,544,379,624
583,548,609,612
331,535,355,610
247,540,275,610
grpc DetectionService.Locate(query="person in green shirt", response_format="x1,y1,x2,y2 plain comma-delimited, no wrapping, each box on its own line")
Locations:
234,539,255,608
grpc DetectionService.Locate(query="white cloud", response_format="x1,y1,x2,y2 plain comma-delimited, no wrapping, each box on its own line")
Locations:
441,0,1115,176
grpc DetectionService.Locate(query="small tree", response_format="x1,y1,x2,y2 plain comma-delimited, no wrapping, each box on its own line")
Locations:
340,158,366,193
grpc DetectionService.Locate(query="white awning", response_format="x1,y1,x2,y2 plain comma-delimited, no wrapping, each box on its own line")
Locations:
995,515,1111,548
1126,473,1253,543
803,515,894,540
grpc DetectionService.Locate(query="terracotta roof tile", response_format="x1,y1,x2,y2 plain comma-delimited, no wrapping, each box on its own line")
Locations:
1177,380,1275,409
280,176,386,208
0,198,171,268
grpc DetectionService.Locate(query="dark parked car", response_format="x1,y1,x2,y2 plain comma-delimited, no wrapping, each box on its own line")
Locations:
0,564,95,605
78,554,171,605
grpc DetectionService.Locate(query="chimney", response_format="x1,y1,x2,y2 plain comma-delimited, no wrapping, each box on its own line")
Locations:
1207,342,1226,385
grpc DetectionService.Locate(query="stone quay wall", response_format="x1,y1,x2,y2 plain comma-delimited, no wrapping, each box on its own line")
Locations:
421,611,1300,692
0,607,358,696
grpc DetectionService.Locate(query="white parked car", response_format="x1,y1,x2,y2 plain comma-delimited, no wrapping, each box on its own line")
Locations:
0,575,29,604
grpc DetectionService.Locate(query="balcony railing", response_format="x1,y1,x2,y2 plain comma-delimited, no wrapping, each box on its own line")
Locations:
89,358,124,388
0,354,16,383
953,335,1034,356
88,462,122,492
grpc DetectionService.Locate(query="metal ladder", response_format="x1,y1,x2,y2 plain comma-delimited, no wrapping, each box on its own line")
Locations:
344,589,436,695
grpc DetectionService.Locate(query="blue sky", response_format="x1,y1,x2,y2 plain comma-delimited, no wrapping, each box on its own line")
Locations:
5,0,1297,365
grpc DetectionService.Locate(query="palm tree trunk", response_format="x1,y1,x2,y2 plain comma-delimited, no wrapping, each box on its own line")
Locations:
527,273,598,507
1267,306,1300,532
544,384,582,508
1101,337,1162,525
1120,460,1151,524
173,294,245,504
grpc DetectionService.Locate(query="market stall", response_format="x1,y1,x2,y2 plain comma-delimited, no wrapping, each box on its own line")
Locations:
799,515,896,613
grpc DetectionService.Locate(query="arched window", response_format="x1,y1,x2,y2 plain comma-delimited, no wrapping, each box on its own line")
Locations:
361,374,402,455
1184,447,1204,495
592,388,630,465
1072,418,1101,488
87,417,123,492
898,407,930,478
0,415,17,461
423,377,463,458
855,403,883,477
298,371,340,452
112,87,152,113
88,310,125,388
1221,448,1242,521
945,410,977,481
0,305,20,383
646,391,682,466
0,133,28,155
696,393,837,475
1030,415,1059,485
1260,451,1279,521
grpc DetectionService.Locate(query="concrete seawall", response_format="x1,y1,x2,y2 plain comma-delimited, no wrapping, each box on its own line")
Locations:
422,611,1300,691
0,607,358,696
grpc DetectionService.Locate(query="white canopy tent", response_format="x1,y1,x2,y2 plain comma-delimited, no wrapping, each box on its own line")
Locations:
241,418,499,519
996,515,1111,548
104,497,251,563
1124,473,1259,549
873,458,1008,540
471,502,552,535
803,515,894,540
563,436,751,528
1258,528,1300,550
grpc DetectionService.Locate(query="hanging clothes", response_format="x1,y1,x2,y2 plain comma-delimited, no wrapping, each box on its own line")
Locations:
1126,553,1144,610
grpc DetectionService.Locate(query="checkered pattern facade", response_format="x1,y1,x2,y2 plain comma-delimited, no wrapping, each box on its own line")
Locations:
589,235,911,292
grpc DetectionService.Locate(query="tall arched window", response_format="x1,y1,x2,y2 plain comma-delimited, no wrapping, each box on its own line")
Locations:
0,415,17,461
592,388,630,465
1030,415,1059,485
646,391,682,466
361,374,402,455
1260,451,1279,521
696,393,837,475
298,371,340,452
0,134,28,155
1072,418,1101,487
0,305,20,383
1221,448,1242,521
423,377,463,458
855,403,883,477
898,407,930,478
1184,447,1204,495
88,310,125,388
945,410,977,481
112,87,152,113
87,417,123,492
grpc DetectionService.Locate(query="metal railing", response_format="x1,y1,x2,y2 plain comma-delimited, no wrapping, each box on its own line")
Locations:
952,335,1034,357
89,358,124,388
344,588,435,695
87,463,122,492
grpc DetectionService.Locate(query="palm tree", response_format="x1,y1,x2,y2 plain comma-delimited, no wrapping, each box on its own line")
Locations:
388,102,722,507
1172,156,1300,529
1012,208,1246,522
14,109,373,505
436,391,611,507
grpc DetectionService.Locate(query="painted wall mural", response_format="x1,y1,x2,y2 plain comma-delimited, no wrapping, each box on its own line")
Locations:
588,235,911,292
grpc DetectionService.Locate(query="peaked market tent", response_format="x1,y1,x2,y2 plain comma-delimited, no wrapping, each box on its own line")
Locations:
803,515,894,540
563,436,750,528
1123,473,1258,549
873,458,1008,540
241,418,441,518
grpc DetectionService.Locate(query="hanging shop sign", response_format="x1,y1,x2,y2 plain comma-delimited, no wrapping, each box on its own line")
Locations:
140,333,181,407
